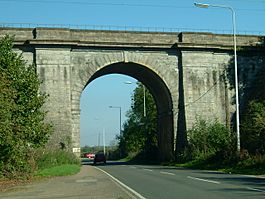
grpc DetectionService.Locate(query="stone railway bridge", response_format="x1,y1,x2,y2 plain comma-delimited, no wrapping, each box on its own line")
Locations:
1,27,264,160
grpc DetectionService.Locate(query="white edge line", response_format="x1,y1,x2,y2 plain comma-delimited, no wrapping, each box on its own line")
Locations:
187,176,220,184
160,171,175,176
95,167,146,199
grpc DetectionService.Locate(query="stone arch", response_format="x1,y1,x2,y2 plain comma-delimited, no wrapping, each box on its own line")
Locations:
70,51,179,161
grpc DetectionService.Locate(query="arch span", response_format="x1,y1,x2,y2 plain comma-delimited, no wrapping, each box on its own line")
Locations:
69,50,179,161
87,62,174,160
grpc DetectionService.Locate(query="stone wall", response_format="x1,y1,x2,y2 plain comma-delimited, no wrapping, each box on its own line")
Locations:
36,48,73,149
182,51,232,128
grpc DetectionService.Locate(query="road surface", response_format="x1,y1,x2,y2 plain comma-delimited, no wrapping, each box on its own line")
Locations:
0,162,264,199
97,162,265,199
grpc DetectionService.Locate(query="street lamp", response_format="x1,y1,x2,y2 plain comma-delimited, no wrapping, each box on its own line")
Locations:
94,118,106,154
109,106,122,137
194,2,240,152
124,81,146,117
103,128,106,155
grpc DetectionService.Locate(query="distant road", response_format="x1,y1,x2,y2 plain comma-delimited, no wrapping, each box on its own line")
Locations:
97,162,265,199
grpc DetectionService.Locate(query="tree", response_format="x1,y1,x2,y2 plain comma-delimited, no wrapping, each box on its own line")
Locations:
0,36,52,177
120,83,158,160
240,56,265,155
241,100,265,154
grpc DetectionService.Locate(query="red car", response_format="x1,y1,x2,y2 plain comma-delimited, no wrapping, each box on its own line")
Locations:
84,153,95,160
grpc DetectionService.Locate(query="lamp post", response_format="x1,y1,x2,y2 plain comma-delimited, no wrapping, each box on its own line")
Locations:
194,2,240,152
103,128,106,155
124,81,146,117
94,118,105,154
109,106,122,137
109,106,122,157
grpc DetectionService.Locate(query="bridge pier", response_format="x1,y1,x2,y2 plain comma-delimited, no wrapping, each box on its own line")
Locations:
157,110,174,161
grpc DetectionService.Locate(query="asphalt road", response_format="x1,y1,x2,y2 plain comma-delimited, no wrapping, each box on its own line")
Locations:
97,162,265,199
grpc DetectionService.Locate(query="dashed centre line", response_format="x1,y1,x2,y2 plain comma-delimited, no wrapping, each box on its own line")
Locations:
143,168,153,172
160,171,175,176
246,187,265,193
187,176,220,184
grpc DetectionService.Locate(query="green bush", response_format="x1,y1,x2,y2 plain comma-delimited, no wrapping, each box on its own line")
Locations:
222,154,265,175
35,149,80,170
241,100,265,154
0,36,52,178
186,118,235,162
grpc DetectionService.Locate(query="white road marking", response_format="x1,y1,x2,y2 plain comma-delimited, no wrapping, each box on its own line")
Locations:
95,167,146,199
130,166,137,169
246,187,265,193
187,176,220,184
143,169,153,172
160,171,175,176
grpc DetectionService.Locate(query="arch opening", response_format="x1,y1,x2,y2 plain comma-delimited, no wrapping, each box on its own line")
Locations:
82,62,174,161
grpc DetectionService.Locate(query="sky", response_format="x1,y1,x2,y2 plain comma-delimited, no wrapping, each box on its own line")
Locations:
1,0,265,146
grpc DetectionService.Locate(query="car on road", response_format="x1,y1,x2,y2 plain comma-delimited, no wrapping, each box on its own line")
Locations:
84,153,95,160
93,153,106,164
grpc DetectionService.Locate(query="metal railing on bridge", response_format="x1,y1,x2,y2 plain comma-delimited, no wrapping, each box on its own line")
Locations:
0,22,265,36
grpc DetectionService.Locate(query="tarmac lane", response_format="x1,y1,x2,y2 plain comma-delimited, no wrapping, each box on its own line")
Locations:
0,165,132,199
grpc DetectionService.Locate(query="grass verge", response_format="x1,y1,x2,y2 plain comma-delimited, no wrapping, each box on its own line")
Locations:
35,164,81,177
167,158,265,176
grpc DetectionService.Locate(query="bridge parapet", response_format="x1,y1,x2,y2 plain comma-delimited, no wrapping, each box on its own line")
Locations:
0,27,264,49
179,32,264,47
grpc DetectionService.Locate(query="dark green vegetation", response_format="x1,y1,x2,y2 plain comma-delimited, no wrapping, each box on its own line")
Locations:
164,117,265,175
117,80,265,174
241,101,265,154
183,118,235,163
118,83,158,162
35,149,80,171
33,149,80,177
0,36,80,180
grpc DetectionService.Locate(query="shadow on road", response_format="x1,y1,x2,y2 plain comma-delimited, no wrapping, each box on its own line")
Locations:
81,159,130,166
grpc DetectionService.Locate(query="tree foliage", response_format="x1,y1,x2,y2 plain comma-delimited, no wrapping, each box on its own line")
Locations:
186,118,234,161
241,100,265,154
240,57,265,155
0,36,52,177
119,83,158,160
